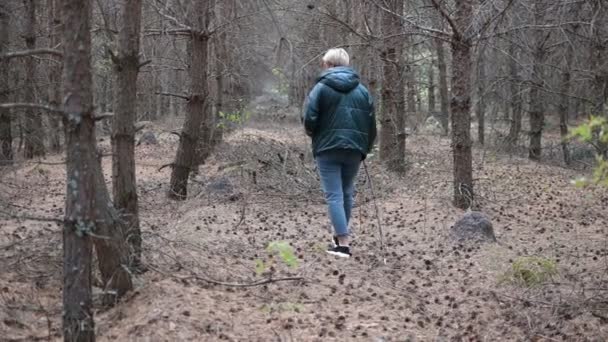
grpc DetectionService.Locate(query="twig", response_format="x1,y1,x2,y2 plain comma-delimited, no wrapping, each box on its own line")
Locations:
363,161,386,264
147,263,303,288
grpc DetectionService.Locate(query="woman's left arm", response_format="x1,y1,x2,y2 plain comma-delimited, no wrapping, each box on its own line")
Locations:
303,83,324,137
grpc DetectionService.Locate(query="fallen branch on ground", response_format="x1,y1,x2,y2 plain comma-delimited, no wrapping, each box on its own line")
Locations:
147,263,304,288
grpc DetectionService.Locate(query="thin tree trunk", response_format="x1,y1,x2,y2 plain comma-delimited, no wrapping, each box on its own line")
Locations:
23,0,46,159
558,41,573,166
428,59,436,112
557,3,581,166
111,0,143,268
528,0,547,161
450,0,474,209
92,156,133,304
506,38,522,146
0,3,12,165
61,0,95,338
379,0,405,171
436,38,450,135
169,1,211,200
47,0,62,152
476,45,486,145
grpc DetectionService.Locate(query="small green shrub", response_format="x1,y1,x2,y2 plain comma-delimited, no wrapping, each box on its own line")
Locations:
255,241,299,275
570,116,608,187
502,256,558,287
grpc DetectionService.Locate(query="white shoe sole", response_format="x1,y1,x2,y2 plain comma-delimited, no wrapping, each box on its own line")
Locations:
326,250,351,258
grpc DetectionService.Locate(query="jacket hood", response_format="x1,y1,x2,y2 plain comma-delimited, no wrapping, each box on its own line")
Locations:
318,66,360,93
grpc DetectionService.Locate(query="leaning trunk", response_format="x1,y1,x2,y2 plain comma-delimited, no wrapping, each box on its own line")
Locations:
0,3,11,165
169,1,211,200
111,0,142,267
61,0,95,339
450,0,474,209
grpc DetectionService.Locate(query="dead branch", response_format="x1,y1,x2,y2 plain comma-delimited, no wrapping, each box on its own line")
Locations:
156,92,190,101
148,263,304,288
0,48,63,60
138,59,152,69
94,112,114,121
0,102,63,114
429,0,462,39
158,163,174,171
0,209,63,224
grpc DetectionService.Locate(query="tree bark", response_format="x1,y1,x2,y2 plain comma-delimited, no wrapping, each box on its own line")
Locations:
0,3,12,165
450,0,474,209
169,1,211,200
111,0,143,268
528,0,547,161
47,0,62,153
435,38,450,135
476,45,486,145
61,0,95,339
379,0,405,171
23,0,46,159
558,40,573,166
428,59,436,112
506,37,522,146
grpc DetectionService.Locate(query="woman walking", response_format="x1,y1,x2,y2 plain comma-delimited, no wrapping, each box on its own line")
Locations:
303,48,376,258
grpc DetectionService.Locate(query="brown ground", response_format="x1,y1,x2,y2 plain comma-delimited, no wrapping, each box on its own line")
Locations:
1,117,608,341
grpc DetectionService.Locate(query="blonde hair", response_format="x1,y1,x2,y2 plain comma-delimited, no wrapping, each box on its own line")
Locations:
322,48,350,67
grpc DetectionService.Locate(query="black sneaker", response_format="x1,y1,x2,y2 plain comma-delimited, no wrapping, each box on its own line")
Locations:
326,246,351,258
332,236,339,247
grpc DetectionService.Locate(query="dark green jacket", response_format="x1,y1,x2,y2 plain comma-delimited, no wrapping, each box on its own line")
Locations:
303,67,376,158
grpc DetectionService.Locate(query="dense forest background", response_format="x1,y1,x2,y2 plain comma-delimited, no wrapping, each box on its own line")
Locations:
1,0,607,340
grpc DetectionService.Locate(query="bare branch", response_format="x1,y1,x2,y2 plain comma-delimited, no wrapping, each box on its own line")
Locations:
368,0,451,39
156,92,190,100
475,0,516,39
0,48,62,60
429,0,461,39
0,102,63,114
138,59,152,69
94,112,114,121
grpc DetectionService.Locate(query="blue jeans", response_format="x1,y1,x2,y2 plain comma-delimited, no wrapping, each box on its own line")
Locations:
316,149,362,237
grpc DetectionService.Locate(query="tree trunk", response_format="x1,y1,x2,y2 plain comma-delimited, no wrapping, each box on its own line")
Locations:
428,59,436,112
476,45,486,145
47,0,62,153
528,0,547,161
450,0,474,209
558,41,573,166
61,0,95,338
169,1,211,200
379,0,405,171
92,156,133,304
506,38,522,146
111,0,143,267
590,0,608,117
0,3,12,165
436,38,450,135
23,0,46,159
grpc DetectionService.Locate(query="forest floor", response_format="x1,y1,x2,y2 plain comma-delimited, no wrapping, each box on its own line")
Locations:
1,110,608,341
